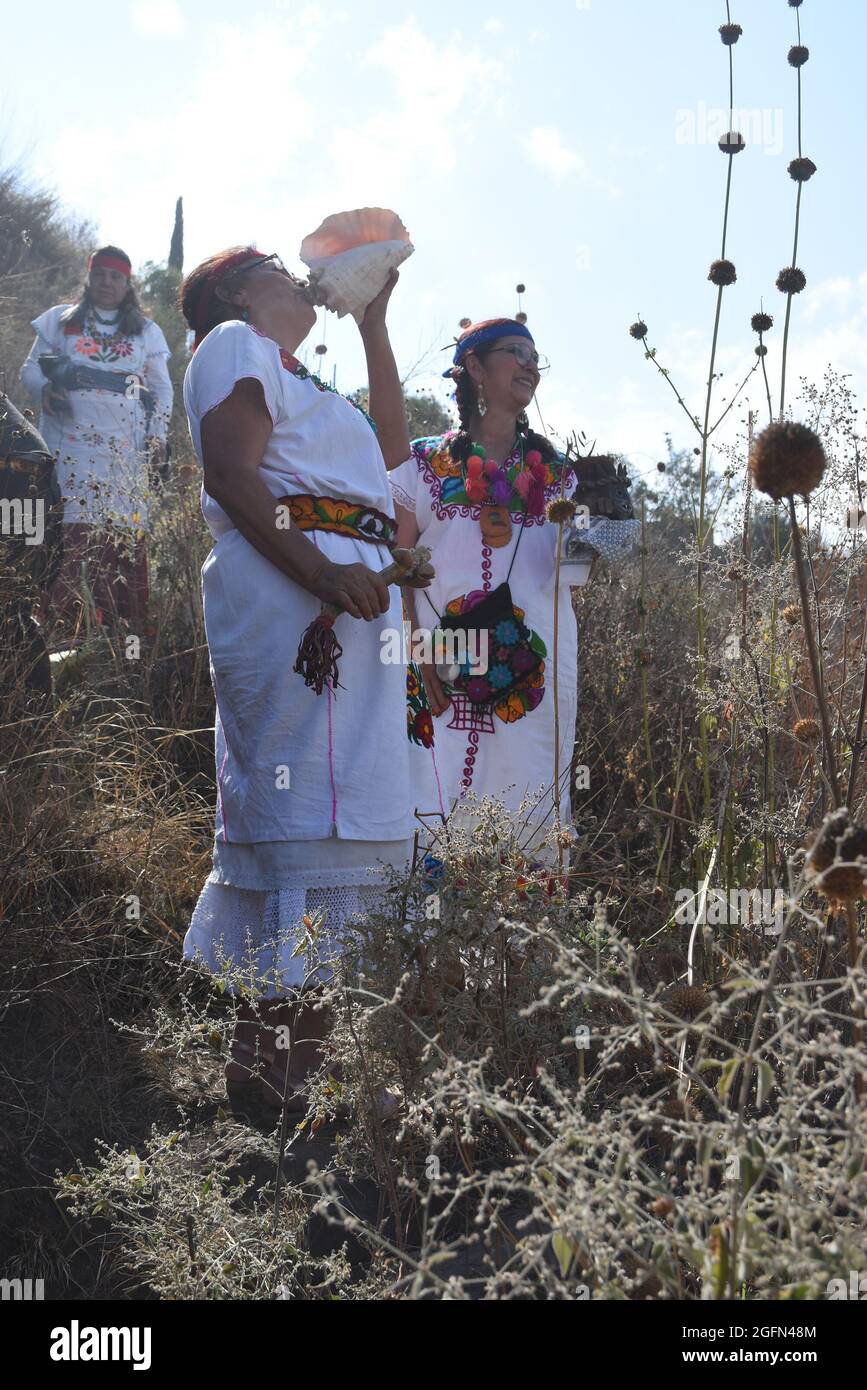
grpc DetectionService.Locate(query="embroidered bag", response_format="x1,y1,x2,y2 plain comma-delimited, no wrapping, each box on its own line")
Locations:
425,514,540,706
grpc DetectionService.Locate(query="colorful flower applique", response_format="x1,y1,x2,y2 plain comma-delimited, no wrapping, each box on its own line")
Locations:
407,662,434,747
441,593,547,724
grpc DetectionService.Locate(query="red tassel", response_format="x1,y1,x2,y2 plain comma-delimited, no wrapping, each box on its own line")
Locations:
294,613,343,695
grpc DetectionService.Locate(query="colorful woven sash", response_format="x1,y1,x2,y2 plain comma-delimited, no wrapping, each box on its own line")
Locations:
278,494,395,549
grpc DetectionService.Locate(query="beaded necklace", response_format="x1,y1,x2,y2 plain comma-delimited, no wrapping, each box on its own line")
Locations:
83,307,128,352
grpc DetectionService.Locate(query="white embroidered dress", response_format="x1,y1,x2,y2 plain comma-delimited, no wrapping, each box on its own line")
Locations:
19,303,172,530
183,321,414,995
390,435,580,856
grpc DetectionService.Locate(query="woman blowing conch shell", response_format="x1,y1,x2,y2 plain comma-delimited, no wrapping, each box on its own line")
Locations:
180,246,428,1116
300,208,414,324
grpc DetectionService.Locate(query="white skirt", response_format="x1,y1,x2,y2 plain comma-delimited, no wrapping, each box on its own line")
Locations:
183,835,413,998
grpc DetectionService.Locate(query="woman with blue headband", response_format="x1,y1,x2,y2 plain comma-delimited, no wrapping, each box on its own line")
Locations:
391,316,580,858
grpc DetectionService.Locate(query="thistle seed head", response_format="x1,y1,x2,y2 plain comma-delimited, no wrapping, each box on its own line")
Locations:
709,259,737,287
777,266,807,295
547,498,578,525
749,421,827,501
806,810,867,902
719,131,746,155
788,156,817,183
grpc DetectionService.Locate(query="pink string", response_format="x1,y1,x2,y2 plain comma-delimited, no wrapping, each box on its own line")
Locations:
327,677,338,827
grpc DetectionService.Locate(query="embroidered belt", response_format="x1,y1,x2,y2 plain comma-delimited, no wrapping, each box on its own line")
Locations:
278,494,395,548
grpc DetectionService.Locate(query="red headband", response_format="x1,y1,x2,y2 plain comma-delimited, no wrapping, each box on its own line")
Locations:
192,249,268,349
88,252,131,279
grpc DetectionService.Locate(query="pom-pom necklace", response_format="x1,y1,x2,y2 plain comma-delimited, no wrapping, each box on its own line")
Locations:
463,439,547,519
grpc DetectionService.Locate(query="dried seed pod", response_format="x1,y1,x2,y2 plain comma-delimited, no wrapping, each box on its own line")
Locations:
794,718,820,742
781,603,800,626
777,266,807,294
719,22,742,44
709,259,737,287
805,809,867,901
749,421,827,501
788,44,810,67
629,320,648,339
668,986,708,1020
751,312,774,333
719,131,746,155
788,156,817,183
547,497,578,524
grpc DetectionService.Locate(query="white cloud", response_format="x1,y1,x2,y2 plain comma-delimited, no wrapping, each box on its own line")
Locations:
129,1,185,38
329,17,507,188
525,126,585,180
484,18,504,32
47,15,327,262
801,272,867,323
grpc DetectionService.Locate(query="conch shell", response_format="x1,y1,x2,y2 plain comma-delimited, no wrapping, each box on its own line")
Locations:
300,208,414,323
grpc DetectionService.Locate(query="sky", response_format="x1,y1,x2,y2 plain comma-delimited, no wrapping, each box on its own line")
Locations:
3,0,865,489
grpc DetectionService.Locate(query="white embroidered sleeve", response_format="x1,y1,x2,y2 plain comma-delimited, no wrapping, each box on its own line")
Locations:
389,453,419,514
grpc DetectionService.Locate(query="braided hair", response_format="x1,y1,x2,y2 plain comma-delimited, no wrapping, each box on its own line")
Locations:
448,340,558,469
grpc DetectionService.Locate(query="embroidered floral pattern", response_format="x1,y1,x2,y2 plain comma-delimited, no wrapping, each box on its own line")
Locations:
441,593,547,724
407,662,434,747
285,494,395,547
71,313,136,364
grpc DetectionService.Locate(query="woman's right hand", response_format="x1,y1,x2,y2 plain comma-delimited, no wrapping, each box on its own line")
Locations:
311,560,392,622
421,662,451,717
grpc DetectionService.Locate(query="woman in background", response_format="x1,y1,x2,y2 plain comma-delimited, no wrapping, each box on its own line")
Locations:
20,245,173,638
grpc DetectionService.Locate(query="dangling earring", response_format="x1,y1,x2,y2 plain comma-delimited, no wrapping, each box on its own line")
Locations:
240,306,250,322
477,384,488,419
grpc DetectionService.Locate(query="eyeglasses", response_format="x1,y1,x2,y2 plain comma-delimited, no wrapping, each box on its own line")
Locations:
486,344,550,373
222,252,296,285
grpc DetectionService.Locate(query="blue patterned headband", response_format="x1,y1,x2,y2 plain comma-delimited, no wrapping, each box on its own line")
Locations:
443,319,534,377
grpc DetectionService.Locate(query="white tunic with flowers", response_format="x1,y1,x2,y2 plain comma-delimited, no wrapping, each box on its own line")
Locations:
20,303,172,529
391,434,581,849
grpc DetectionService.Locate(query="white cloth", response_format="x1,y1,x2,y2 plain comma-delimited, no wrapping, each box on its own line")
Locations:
184,836,411,995
182,320,416,995
391,434,581,850
184,881,388,997
185,320,414,845
19,303,173,529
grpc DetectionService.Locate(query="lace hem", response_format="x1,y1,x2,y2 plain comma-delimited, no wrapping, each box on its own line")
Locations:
208,862,397,891
183,880,388,997
390,481,416,514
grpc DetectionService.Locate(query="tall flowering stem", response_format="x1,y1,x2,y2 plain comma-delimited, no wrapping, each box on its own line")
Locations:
630,6,750,826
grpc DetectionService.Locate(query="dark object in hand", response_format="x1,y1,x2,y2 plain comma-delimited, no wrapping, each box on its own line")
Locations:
572,455,635,520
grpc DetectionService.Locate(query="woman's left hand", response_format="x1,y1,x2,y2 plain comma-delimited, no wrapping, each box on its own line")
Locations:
359,269,399,334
